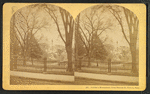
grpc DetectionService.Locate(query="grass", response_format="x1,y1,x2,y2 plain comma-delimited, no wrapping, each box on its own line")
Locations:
76,69,139,77
74,77,138,85
13,68,74,76
14,60,138,77
17,64,66,69
82,66,131,70
10,76,74,85
10,76,138,85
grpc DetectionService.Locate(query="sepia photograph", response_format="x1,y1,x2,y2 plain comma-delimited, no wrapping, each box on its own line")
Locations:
3,3,146,90
74,5,139,85
10,4,75,84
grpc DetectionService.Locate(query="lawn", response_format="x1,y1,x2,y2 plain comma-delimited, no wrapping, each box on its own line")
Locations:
76,69,138,77
10,76,138,85
13,60,138,77
13,60,73,75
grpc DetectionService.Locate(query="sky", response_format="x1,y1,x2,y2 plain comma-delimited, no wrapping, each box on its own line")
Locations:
79,5,139,49
15,4,139,54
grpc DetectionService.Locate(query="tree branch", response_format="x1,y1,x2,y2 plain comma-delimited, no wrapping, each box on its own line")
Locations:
108,7,130,45
14,25,25,43
79,25,90,46
44,5,66,44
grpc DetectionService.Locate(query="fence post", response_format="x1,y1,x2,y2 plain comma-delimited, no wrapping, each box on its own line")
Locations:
78,57,82,70
108,58,111,73
13,55,18,69
74,59,78,71
97,60,98,67
44,57,47,72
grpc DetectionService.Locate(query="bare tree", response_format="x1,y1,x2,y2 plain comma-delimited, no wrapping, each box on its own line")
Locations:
44,4,74,72
107,5,139,73
10,15,20,69
78,7,112,66
75,14,87,70
11,5,47,65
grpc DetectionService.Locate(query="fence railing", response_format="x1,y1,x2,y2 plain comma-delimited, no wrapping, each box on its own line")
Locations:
10,58,139,76
76,60,139,76
10,58,67,72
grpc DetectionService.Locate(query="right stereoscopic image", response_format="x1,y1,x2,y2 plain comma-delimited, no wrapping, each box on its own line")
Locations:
74,5,139,85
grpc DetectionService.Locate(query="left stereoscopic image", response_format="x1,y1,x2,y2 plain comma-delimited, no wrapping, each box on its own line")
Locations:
10,4,75,85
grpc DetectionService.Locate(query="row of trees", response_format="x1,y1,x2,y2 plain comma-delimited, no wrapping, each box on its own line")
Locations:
10,4,139,73
74,5,139,73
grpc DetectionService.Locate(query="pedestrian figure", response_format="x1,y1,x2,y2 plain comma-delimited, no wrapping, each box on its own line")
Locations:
78,56,82,70
108,58,111,73
44,57,47,72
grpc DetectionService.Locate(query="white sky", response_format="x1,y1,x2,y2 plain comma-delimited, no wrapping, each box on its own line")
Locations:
78,5,139,49
17,4,139,53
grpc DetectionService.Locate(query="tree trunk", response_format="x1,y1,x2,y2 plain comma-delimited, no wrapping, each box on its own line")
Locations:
23,51,26,66
78,58,82,70
66,45,73,72
108,59,111,73
130,45,137,74
74,60,78,70
97,60,98,67
88,53,91,67
31,57,33,65
44,57,47,72
10,60,13,70
14,56,17,69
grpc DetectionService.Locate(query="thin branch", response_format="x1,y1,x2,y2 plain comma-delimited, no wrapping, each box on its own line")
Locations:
78,31,89,51
14,25,25,42
18,11,30,29
79,25,90,45
44,5,66,44
108,7,130,45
